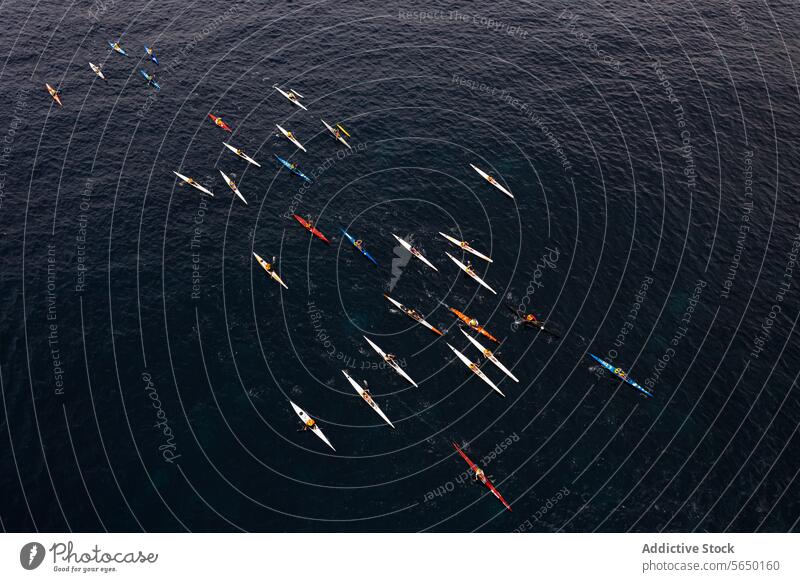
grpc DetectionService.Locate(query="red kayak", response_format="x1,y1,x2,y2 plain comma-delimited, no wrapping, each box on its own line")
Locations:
208,113,232,132
292,214,330,244
453,442,512,512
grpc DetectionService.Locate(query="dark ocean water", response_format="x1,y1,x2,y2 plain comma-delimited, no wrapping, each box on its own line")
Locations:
1,0,798,532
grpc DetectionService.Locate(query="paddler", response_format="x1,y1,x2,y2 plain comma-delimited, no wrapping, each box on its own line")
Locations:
186,177,197,186
215,117,226,128
473,466,487,483
354,239,364,251
468,318,479,328
113,42,122,51
468,362,480,374
300,417,316,431
384,353,397,364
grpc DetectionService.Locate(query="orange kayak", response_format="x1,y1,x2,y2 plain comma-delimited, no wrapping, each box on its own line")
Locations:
208,113,232,132
448,307,499,343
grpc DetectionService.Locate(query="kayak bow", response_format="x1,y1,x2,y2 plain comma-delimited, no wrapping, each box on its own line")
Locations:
363,336,417,387
392,234,438,271
589,354,653,398
447,252,497,295
453,442,512,511
341,370,395,428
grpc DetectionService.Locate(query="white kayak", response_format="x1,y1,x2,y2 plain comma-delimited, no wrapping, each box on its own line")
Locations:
459,328,519,382
173,171,214,197
321,119,351,149
438,232,492,263
383,294,443,336
223,142,261,167
446,343,504,397
273,85,307,110
219,170,247,204
392,234,438,272
446,252,497,295
363,336,418,387
470,163,513,199
89,62,106,80
290,401,335,451
253,252,288,289
341,370,395,428
276,124,306,152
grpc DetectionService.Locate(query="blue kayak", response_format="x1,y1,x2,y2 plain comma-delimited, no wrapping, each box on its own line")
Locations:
274,154,311,183
108,41,127,56
144,45,159,64
139,69,160,91
589,354,653,398
340,229,379,266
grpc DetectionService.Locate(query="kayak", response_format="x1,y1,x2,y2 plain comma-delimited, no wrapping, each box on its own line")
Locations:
139,69,161,90
45,83,62,107
470,163,514,199
363,336,417,387
273,84,307,110
383,294,443,336
144,45,159,65
274,155,311,182
219,170,247,204
108,41,127,56
208,113,232,132
438,232,492,263
448,307,499,343
446,252,497,295
341,229,379,266
223,142,261,167
89,62,106,81
173,171,214,197
292,214,330,244
446,343,504,396
459,328,518,382
506,304,560,338
341,370,395,428
589,354,653,398
453,442,512,512
290,401,335,451
321,119,351,149
276,124,306,152
253,252,288,289
392,234,438,272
